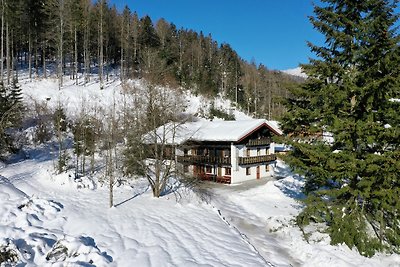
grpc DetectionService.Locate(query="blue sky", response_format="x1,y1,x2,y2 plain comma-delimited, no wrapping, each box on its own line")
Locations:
107,0,324,70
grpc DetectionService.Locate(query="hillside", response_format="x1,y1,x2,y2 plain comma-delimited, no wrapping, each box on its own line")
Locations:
0,0,300,122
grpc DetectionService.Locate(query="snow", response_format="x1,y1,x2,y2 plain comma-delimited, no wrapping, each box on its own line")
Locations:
0,158,267,266
184,91,252,121
146,119,282,145
210,161,400,267
281,67,307,79
266,120,283,135
20,77,251,125
3,156,398,266
0,76,399,266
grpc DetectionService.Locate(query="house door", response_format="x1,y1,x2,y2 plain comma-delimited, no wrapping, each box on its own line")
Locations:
194,165,202,175
256,166,260,179
193,165,198,176
217,167,222,177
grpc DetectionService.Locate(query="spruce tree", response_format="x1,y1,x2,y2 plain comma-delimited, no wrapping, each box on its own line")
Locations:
0,80,24,155
281,0,400,256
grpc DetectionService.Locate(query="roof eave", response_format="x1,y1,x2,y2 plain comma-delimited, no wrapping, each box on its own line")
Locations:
237,122,282,143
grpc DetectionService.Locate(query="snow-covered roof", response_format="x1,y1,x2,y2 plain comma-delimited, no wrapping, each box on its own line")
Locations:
144,119,282,145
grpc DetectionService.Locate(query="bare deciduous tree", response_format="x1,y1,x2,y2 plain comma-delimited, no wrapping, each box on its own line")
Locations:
124,77,187,197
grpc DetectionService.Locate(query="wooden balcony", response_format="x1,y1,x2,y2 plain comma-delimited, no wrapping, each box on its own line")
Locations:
246,138,271,147
177,155,231,165
238,154,277,165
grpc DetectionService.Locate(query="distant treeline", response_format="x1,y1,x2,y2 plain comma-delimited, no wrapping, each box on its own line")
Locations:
0,0,302,119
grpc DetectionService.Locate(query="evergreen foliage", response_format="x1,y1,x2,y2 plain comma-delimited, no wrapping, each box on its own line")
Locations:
208,104,235,121
281,0,400,256
0,80,24,154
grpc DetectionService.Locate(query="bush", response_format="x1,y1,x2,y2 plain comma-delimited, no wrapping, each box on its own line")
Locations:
0,245,19,265
209,105,235,121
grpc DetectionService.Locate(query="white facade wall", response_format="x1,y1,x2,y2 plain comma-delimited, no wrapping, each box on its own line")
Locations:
177,142,277,184
230,143,275,184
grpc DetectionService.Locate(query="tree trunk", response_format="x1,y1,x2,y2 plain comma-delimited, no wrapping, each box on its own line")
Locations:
43,42,46,79
99,2,104,90
58,0,64,89
84,20,89,84
6,22,10,85
28,32,32,80
75,151,79,179
0,0,4,84
108,143,114,207
109,174,114,207
74,26,78,85
105,46,109,82
10,31,14,81
268,82,272,120
35,41,39,77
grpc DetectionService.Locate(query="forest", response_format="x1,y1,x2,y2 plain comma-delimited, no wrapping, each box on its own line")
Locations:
0,0,302,204
0,0,301,119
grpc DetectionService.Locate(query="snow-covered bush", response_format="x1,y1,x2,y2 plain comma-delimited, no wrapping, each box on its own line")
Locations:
0,244,19,265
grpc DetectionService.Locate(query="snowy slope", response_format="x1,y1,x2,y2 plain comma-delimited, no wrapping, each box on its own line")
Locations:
2,155,399,266
0,156,267,266
20,77,251,123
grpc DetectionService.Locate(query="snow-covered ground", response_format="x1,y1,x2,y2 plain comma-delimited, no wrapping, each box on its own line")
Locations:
2,153,399,266
20,76,250,122
0,153,267,266
1,76,399,266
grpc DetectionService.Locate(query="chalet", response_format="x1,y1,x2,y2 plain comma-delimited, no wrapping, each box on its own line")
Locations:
146,119,282,184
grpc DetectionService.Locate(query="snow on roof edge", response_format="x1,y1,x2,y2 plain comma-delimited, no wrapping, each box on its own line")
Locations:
147,119,282,145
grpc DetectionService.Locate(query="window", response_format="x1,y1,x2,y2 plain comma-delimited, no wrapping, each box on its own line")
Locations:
225,167,231,176
266,148,270,155
206,166,212,173
223,149,231,157
246,148,251,157
246,167,251,176
257,148,261,156
184,165,189,173
183,149,188,155
265,164,269,172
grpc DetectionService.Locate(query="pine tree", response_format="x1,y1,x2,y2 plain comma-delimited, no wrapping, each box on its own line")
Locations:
0,83,8,154
0,79,24,155
281,0,400,256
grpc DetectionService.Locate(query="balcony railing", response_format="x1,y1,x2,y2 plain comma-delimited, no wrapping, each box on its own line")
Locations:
246,138,271,147
238,154,277,165
177,155,231,165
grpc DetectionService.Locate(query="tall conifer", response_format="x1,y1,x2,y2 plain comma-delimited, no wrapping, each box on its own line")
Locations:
281,0,400,256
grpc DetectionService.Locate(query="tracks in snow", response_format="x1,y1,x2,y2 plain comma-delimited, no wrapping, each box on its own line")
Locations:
207,188,301,267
